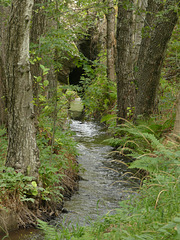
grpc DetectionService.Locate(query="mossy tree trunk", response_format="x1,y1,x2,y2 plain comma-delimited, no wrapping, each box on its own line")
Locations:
116,0,136,121
0,56,6,125
135,0,179,118
116,0,179,120
0,5,9,126
6,0,40,178
174,93,180,136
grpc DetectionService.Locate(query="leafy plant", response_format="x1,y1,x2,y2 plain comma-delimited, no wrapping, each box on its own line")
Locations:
78,53,116,119
0,127,7,166
104,116,176,154
0,167,41,204
38,219,85,240
38,119,179,240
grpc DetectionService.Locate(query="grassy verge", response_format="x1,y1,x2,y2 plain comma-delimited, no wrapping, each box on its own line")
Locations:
38,119,180,240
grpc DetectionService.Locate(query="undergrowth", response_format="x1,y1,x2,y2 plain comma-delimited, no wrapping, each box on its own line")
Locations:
102,113,175,152
0,85,79,232
38,19,180,239
39,121,180,239
76,52,117,120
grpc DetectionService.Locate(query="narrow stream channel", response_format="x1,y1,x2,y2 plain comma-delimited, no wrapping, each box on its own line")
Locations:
3,119,138,240
60,120,137,227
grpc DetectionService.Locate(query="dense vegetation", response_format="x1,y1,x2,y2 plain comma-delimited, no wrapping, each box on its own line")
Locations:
38,19,180,240
0,0,179,239
0,88,79,231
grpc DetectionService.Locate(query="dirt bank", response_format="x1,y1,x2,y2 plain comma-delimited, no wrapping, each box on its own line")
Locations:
0,155,79,235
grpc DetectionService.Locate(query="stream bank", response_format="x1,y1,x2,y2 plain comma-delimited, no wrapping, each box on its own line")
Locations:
1,117,139,240
0,154,79,238
0,96,83,237
1,98,139,239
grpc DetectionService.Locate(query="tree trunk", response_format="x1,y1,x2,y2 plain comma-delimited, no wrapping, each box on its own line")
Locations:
0,56,6,125
135,0,160,73
116,0,136,121
135,0,179,118
173,93,180,136
132,0,148,63
106,0,115,82
6,0,40,178
30,0,47,117
0,5,9,126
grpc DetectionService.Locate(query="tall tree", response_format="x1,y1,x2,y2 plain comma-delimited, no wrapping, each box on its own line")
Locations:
0,4,9,125
6,0,40,178
132,0,148,63
106,0,116,82
135,0,179,117
0,56,6,125
116,0,136,121
173,92,180,136
116,0,179,120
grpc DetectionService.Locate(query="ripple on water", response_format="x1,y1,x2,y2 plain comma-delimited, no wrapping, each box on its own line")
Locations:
60,120,138,227
8,120,138,239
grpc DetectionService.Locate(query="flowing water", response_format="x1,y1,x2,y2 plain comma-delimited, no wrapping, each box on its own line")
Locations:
60,120,138,227
2,119,138,240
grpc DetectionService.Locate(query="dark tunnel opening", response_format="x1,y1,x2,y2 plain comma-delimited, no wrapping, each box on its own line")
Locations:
69,66,84,86
68,27,100,88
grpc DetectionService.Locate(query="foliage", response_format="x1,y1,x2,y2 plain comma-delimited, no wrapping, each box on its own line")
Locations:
0,84,78,208
0,0,11,7
103,115,175,152
39,123,180,239
159,21,180,117
38,219,85,240
0,127,7,166
30,0,105,72
36,83,78,202
0,166,40,205
77,53,116,119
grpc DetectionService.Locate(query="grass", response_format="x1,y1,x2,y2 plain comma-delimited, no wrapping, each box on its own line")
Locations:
38,121,180,240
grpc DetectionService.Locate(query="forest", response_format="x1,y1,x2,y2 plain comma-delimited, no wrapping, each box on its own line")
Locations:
0,0,179,239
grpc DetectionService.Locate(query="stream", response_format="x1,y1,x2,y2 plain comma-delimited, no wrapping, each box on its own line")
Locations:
2,119,138,240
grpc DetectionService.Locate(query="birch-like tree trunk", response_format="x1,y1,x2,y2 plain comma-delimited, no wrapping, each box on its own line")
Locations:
6,0,40,178
106,0,115,82
132,0,148,63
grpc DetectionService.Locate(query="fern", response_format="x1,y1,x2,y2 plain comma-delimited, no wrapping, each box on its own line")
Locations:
156,213,180,239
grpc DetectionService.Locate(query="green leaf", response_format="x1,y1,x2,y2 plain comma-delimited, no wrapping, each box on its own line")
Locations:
43,80,49,87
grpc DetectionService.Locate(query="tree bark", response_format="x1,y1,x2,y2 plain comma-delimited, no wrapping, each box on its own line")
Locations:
6,0,40,178
30,0,47,117
116,0,136,121
0,56,7,125
0,5,9,126
132,0,148,63
106,0,116,82
173,93,180,136
135,0,179,117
